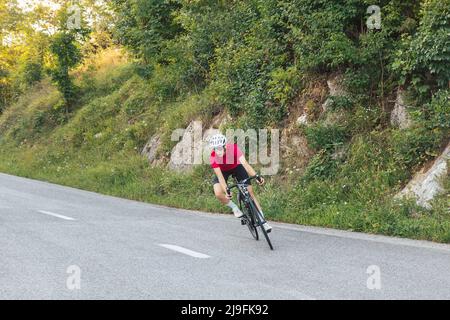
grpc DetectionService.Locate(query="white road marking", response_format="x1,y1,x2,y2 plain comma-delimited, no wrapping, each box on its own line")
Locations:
159,244,211,259
37,210,76,221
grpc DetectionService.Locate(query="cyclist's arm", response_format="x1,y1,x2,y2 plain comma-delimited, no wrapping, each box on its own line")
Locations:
239,155,257,177
213,167,228,194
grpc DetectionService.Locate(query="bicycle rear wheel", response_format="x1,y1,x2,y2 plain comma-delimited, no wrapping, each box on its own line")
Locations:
238,193,259,240
249,201,273,250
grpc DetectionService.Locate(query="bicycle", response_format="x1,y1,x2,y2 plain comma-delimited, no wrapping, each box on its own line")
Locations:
227,175,274,250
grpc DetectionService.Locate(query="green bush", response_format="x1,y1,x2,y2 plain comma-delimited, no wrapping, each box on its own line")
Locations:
325,96,354,112
110,0,182,64
302,150,341,182
390,126,445,171
393,0,450,96
49,32,83,109
16,60,43,90
304,122,350,151
417,90,450,130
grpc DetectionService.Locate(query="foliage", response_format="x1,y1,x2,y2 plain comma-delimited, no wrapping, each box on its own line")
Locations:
413,89,450,131
47,3,91,114
109,0,182,65
390,126,445,172
393,0,450,96
0,0,449,243
304,123,350,151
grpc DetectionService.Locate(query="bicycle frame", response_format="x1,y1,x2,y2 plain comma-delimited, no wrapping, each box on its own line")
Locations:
227,176,274,250
228,176,260,217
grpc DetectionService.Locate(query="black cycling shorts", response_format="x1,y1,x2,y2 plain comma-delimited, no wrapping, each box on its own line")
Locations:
212,164,251,185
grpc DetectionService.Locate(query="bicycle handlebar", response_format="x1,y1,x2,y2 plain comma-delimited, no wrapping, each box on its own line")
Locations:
226,175,261,194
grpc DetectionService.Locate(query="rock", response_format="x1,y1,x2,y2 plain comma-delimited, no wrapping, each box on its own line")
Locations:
145,112,230,171
280,131,312,169
168,120,203,172
321,98,333,113
396,142,450,208
327,75,346,97
296,114,309,126
391,89,412,129
210,111,231,128
322,74,347,112
141,134,162,164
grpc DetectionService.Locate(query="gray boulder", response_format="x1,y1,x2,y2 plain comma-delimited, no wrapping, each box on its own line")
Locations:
168,121,203,172
396,142,450,208
322,74,347,112
141,134,162,164
391,89,412,129
296,114,309,126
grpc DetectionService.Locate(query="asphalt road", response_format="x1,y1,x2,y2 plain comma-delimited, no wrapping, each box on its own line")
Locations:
1,172,449,300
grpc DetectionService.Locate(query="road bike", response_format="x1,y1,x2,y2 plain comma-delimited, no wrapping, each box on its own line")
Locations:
227,175,274,250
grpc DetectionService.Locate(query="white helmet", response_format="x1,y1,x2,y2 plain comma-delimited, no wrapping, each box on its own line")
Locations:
208,133,227,148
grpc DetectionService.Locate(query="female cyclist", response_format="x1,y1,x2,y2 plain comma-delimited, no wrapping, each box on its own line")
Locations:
208,133,272,233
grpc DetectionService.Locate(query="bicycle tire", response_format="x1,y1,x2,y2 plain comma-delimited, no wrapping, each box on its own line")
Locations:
238,193,259,240
249,201,274,250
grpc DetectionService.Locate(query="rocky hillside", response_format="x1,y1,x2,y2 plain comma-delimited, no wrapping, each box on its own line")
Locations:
0,0,449,242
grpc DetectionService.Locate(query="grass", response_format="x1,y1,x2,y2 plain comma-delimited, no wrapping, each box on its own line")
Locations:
0,48,448,243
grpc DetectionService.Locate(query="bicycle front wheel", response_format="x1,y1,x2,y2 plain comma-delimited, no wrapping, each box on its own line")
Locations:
249,201,273,250
238,194,259,240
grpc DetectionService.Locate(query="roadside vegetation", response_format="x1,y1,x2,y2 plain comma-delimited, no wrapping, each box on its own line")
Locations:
0,0,448,242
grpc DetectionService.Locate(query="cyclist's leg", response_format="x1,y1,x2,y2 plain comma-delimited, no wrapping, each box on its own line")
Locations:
213,182,229,205
213,172,243,218
233,164,262,212
212,170,233,205
247,185,263,215
234,164,265,218
247,185,272,232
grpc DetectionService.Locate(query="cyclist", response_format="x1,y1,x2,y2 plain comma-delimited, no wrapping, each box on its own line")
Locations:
208,133,272,233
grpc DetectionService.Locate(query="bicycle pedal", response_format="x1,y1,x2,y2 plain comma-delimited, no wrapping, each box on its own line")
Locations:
240,219,246,225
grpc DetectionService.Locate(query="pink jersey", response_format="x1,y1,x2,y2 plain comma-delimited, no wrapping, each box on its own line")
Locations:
210,143,243,172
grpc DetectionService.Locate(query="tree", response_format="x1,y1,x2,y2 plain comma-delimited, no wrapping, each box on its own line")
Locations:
109,0,182,66
398,0,450,93
48,2,90,116
0,0,25,112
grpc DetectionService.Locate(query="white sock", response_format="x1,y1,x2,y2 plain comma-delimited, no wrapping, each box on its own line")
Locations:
226,201,238,211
